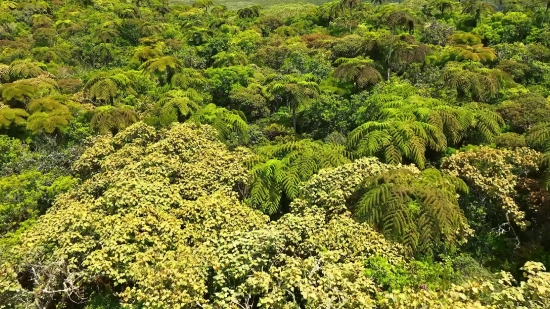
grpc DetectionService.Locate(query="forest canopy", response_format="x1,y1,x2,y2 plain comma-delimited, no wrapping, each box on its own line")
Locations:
2,0,550,308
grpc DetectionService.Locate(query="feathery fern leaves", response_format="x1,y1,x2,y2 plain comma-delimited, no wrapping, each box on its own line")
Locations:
349,90,503,167
5,59,47,82
442,63,505,102
90,105,139,135
247,139,350,215
349,119,445,169
171,68,207,90
0,82,36,108
26,97,73,134
354,168,469,253
527,123,550,170
132,46,163,63
269,74,320,132
0,106,29,129
189,103,248,143
140,56,184,86
84,73,135,106
158,90,201,126
334,57,383,91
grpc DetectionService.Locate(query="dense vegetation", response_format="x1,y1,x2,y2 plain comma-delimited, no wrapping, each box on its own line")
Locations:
2,0,550,307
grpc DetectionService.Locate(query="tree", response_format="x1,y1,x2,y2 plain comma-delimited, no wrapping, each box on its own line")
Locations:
338,0,361,32
333,57,383,91
349,119,446,169
211,51,248,67
461,0,496,26
83,73,135,106
269,74,319,133
192,0,213,10
229,83,270,121
140,56,184,86
247,139,350,215
354,168,470,253
95,22,119,44
0,170,76,235
442,63,505,102
450,33,496,63
1,83,36,108
171,68,207,90
442,147,541,234
157,90,200,126
132,45,163,63
0,107,28,130
189,104,249,144
5,59,46,82
429,0,458,15
348,84,503,167
26,97,73,134
237,5,260,19
90,106,138,135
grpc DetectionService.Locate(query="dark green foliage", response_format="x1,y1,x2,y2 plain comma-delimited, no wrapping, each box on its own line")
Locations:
354,168,469,253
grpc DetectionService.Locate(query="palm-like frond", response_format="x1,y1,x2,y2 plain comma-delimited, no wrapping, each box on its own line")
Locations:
247,139,350,215
90,105,139,135
1,82,36,108
350,119,445,169
140,56,184,86
171,69,207,90
132,46,163,63
84,73,135,105
26,97,73,134
158,90,201,126
6,59,46,82
334,57,383,90
189,103,249,143
0,107,28,129
355,168,469,253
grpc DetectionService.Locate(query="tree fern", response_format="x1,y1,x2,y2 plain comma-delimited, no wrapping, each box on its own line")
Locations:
158,90,201,126
349,119,446,169
140,56,184,86
6,59,46,82
334,57,383,91
247,139,350,215
84,72,135,106
349,89,503,167
0,106,28,129
354,168,469,253
527,122,550,170
1,82,36,108
189,103,248,143
90,105,139,135
171,68,207,91
442,62,506,102
26,97,72,134
132,46,163,63
268,74,319,132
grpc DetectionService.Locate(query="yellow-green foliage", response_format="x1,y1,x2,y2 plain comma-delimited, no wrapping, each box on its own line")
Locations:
349,92,503,168
380,261,550,309
0,122,408,309
26,97,73,133
294,157,470,253
292,157,413,215
442,146,541,229
0,107,28,129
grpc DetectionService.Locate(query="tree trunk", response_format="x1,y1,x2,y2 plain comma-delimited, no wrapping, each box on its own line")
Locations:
292,107,297,133
349,6,353,33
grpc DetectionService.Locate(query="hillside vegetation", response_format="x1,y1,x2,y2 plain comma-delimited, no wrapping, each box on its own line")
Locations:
2,0,550,308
